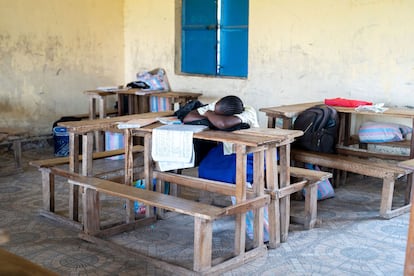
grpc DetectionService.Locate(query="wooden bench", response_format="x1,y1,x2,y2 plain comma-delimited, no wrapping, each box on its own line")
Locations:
0,127,28,173
155,165,332,231
29,145,145,228
286,166,332,229
67,166,329,275
56,167,270,274
291,148,413,219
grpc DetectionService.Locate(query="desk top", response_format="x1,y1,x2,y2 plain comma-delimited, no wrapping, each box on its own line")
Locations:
260,102,414,119
58,111,303,146
58,111,173,133
132,125,303,147
398,159,414,170
84,89,202,98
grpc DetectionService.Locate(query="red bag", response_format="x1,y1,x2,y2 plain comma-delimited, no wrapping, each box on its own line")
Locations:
324,97,372,108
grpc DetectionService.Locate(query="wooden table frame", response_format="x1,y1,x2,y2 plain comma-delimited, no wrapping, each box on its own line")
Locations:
126,126,303,248
260,101,414,210
260,102,414,161
83,89,202,151
58,113,305,273
59,111,173,222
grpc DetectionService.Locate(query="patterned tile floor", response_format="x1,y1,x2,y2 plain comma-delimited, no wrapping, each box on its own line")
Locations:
0,144,409,275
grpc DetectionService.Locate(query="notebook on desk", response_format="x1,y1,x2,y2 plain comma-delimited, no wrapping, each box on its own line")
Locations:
117,117,158,129
152,124,208,171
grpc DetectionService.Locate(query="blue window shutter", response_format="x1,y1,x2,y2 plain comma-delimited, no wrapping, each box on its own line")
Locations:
182,0,217,75
219,0,248,77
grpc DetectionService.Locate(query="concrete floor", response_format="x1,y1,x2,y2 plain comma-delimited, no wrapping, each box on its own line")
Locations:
0,143,410,275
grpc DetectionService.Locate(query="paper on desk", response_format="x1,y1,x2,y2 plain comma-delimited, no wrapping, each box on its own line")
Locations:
117,117,158,129
355,103,388,113
96,86,122,91
157,116,182,125
151,124,208,171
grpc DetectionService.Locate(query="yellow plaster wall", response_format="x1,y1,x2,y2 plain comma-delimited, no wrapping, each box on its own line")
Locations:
125,0,414,126
1,0,413,133
0,0,124,134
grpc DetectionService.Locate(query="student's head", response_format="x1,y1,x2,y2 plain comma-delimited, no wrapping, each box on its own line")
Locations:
215,95,244,116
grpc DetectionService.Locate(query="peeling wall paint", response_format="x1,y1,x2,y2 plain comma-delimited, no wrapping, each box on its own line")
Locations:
1,0,414,135
0,0,124,134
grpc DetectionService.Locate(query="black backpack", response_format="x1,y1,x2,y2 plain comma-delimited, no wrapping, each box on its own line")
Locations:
292,104,339,153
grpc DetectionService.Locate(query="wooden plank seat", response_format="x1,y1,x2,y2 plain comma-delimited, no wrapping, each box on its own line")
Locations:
155,166,332,230
29,145,143,168
57,168,270,274
29,145,144,228
291,148,413,219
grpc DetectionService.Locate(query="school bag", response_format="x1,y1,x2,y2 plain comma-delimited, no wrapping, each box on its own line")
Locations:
292,104,339,153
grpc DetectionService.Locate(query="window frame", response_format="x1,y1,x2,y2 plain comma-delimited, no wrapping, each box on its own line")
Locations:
175,0,249,79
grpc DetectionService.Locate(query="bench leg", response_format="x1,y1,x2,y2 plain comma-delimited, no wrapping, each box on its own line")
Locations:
12,140,22,169
303,182,318,229
193,217,212,272
40,169,54,212
265,148,280,249
279,145,290,243
253,150,265,247
380,175,395,218
82,188,100,235
69,132,80,222
406,174,414,205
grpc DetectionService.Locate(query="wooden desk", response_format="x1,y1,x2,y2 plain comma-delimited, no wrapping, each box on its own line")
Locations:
58,111,173,222
59,114,303,244
60,114,304,272
116,90,203,115
260,102,414,218
260,102,414,160
84,89,202,151
126,126,302,246
84,89,202,116
119,125,303,272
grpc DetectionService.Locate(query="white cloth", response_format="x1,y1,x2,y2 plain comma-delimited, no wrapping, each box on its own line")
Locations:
234,106,259,127
197,101,217,115
355,103,388,113
151,124,208,171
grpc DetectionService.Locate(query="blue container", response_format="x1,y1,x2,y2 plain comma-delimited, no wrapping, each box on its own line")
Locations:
53,126,69,157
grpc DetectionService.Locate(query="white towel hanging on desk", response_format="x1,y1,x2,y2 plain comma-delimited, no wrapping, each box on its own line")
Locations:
151,124,208,171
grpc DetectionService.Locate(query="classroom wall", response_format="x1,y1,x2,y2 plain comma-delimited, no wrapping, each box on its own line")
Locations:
0,0,124,134
125,0,414,127
1,0,413,134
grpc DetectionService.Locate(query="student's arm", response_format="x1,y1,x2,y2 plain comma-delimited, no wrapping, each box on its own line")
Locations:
183,109,242,129
182,109,205,123
202,111,242,129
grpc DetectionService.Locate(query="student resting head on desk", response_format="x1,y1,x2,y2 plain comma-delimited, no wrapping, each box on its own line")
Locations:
182,95,259,183
183,95,258,131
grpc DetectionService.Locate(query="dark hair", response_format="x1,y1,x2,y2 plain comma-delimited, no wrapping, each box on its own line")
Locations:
215,95,244,115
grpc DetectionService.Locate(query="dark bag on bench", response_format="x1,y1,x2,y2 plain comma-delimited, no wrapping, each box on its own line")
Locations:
293,104,339,153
